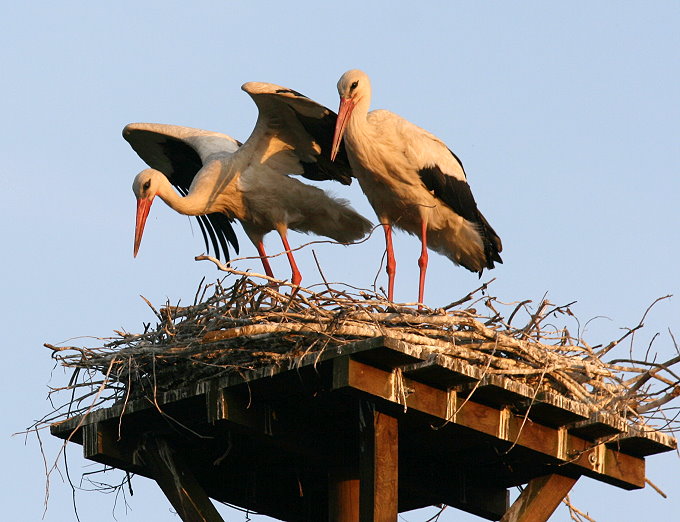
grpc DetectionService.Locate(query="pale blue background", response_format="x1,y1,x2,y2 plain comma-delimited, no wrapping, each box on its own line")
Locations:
2,2,678,521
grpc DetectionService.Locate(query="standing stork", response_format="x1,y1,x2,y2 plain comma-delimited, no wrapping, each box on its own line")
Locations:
127,82,372,286
330,69,502,304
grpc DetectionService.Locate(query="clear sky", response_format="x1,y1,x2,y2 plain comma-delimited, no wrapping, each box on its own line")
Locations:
2,2,678,521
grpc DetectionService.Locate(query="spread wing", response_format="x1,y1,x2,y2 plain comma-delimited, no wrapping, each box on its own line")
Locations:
240,82,354,185
123,123,240,260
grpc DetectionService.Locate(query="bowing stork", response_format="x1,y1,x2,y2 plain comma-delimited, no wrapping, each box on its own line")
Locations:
128,125,241,261
330,69,502,304
127,82,372,285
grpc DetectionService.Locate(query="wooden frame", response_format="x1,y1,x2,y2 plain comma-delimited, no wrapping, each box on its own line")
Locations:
51,337,676,521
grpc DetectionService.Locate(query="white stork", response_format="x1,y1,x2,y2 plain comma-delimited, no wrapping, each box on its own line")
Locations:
330,69,502,304
127,82,372,286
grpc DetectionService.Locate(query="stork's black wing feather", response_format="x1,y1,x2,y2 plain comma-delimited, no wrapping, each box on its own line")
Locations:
272,88,353,185
194,214,214,258
208,212,239,258
419,165,479,223
295,111,353,185
419,163,502,270
124,128,202,190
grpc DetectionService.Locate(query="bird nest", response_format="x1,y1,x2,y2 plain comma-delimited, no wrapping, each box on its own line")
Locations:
40,266,679,437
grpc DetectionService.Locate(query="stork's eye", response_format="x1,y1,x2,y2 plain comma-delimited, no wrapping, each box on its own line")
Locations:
350,80,359,91
143,180,151,191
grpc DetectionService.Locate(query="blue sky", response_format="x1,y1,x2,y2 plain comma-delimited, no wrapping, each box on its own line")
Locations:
2,2,678,521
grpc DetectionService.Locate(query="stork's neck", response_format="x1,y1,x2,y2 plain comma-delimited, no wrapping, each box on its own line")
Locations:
156,176,215,216
346,94,373,142
344,93,377,163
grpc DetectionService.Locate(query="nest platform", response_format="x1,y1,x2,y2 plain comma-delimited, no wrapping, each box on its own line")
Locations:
45,275,678,521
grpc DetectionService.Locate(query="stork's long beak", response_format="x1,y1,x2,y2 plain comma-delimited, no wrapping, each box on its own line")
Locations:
134,197,154,258
330,97,355,162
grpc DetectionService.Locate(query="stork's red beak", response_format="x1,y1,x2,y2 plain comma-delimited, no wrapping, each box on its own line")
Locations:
134,197,153,258
330,97,355,162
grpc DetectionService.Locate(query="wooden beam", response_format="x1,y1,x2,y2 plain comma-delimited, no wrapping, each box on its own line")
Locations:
400,474,508,520
360,406,398,522
82,421,147,477
329,469,359,522
135,434,224,522
332,357,645,490
500,474,578,522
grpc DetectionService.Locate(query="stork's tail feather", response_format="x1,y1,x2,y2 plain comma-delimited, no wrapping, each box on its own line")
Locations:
315,199,373,243
428,210,502,275
287,191,372,244
476,211,503,274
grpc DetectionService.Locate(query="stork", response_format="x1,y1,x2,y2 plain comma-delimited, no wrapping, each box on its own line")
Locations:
330,69,502,304
127,82,372,286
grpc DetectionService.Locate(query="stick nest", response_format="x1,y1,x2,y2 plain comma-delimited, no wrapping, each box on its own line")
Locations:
42,270,680,436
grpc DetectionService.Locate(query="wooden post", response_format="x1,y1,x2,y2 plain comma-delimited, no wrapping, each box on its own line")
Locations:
135,434,224,522
359,405,399,522
329,469,360,522
500,473,578,522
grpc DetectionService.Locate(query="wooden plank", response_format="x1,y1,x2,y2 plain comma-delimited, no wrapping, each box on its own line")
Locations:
329,469,360,522
569,412,627,440
459,375,535,407
351,337,425,369
360,407,398,522
332,357,646,490
82,421,147,477
500,473,577,522
609,426,677,457
135,434,225,522
402,354,481,389
52,393,210,442
50,421,83,444
517,391,590,427
414,365,584,428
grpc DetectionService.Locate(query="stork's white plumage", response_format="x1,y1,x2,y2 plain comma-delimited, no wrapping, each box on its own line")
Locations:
330,69,502,304
127,82,372,285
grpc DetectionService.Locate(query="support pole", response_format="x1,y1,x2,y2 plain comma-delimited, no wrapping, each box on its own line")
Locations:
359,406,399,522
135,434,224,522
329,469,360,522
500,473,578,522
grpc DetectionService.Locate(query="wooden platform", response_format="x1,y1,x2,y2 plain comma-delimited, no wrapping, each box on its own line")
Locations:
51,336,676,521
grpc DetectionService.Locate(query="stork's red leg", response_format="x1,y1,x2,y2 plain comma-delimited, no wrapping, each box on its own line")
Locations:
256,240,275,279
417,218,429,308
279,232,302,286
383,223,396,301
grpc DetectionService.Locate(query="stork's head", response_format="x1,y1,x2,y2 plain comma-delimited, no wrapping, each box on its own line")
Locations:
132,168,162,257
336,69,370,100
331,69,371,162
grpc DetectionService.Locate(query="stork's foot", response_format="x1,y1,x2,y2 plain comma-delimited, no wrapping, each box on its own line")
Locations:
287,284,301,301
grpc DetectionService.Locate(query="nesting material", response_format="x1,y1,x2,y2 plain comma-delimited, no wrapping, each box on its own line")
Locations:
42,271,679,436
